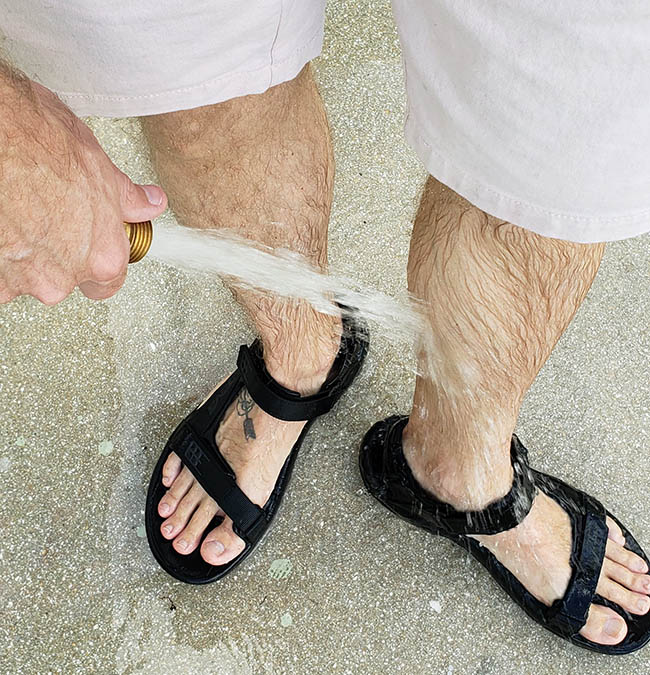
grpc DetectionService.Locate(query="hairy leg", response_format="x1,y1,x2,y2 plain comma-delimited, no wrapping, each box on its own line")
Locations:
404,176,649,645
141,65,340,564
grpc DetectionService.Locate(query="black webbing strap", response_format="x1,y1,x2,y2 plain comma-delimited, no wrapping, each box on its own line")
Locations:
237,343,342,422
547,506,608,637
172,424,267,544
401,429,537,537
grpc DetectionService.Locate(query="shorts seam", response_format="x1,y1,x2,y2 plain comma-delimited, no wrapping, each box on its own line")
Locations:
57,25,321,103
409,117,650,224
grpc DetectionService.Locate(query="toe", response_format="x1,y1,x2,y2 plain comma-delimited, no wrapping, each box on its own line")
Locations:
162,452,182,487
172,497,219,555
200,519,246,566
160,482,204,540
603,559,650,596
606,516,626,546
580,605,628,645
158,466,194,518
598,577,650,615
606,538,649,574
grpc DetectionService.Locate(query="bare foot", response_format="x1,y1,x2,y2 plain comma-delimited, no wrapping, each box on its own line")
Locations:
156,313,341,565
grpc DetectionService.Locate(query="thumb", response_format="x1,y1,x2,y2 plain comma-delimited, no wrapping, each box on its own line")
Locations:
116,170,168,223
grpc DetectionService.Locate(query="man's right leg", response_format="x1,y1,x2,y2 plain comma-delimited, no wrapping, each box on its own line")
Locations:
404,177,650,645
141,65,341,566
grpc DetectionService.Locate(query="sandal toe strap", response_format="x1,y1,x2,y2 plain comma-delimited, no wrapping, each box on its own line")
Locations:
547,505,609,638
172,424,267,544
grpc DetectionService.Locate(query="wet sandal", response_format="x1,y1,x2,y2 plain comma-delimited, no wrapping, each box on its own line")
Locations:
145,310,368,584
359,415,650,654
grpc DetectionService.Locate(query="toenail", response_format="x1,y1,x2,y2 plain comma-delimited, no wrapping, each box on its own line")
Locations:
634,560,648,573
637,599,648,612
604,618,623,638
160,502,170,515
162,524,173,535
206,540,225,555
177,539,188,551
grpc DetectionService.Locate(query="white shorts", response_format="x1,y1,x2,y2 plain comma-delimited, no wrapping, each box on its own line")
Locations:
392,1,650,243
1,1,648,243
0,0,325,118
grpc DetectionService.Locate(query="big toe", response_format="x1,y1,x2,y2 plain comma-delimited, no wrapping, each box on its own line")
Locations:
200,520,246,566
580,604,628,646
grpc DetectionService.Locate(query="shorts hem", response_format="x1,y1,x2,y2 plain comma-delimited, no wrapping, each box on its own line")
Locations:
57,26,323,118
405,115,650,244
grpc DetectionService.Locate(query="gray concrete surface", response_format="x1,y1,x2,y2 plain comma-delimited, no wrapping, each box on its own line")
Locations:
1,1,649,673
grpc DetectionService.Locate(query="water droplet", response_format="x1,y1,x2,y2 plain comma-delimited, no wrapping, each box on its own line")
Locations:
280,612,293,627
98,440,114,456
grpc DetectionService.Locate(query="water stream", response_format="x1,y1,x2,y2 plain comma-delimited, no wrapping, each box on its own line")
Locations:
148,224,428,348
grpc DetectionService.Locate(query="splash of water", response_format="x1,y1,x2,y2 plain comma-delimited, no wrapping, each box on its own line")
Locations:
148,224,427,347
146,227,535,542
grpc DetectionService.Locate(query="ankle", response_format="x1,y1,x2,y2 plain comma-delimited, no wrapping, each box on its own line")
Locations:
402,422,514,511
262,311,342,395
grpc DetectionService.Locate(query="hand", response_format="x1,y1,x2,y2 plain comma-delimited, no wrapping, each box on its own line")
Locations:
0,71,168,305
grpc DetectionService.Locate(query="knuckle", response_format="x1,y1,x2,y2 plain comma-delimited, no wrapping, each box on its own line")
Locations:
120,174,139,205
36,287,69,306
79,279,121,301
87,251,127,283
0,289,17,304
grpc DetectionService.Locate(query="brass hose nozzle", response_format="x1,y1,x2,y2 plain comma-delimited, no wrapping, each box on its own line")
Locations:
123,220,153,263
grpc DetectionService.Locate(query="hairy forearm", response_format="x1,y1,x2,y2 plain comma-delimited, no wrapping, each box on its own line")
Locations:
0,58,34,108
0,60,41,160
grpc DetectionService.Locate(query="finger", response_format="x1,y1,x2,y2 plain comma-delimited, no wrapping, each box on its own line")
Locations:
115,170,167,223
18,259,75,306
77,217,130,299
30,285,72,306
78,269,127,301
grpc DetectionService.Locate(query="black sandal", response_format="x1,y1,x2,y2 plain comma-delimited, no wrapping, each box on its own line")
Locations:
359,415,650,654
145,311,368,584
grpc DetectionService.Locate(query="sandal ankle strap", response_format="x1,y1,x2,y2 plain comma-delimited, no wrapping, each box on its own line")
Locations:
237,311,368,422
389,417,536,536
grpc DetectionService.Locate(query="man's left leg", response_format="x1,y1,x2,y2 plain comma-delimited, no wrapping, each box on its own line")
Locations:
141,65,340,565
